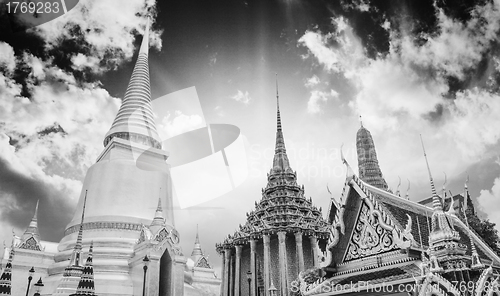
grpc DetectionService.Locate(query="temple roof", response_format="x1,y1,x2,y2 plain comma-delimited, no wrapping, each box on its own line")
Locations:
103,17,162,149
217,83,329,250
349,177,499,265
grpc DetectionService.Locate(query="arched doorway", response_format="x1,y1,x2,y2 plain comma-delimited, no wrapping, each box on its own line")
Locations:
159,246,173,296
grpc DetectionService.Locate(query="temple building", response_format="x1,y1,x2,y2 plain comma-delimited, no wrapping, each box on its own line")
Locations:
0,18,220,296
216,87,330,296
298,124,500,296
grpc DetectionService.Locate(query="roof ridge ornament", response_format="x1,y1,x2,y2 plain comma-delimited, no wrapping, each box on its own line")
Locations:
340,143,354,178
395,176,401,197
406,179,410,200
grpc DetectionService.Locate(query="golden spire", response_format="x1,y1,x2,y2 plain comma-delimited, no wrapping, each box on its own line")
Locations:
103,16,161,149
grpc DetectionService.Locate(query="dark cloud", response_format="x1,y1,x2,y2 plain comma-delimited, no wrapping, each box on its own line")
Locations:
0,156,73,242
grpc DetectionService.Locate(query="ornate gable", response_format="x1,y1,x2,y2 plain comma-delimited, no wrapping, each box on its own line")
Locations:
17,236,42,251
195,257,211,269
344,201,398,261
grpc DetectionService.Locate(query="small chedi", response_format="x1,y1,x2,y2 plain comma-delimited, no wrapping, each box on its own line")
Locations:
298,124,500,296
0,18,220,296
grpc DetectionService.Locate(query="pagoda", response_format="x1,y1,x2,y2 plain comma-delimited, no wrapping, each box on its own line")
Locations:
216,81,329,296
0,16,221,296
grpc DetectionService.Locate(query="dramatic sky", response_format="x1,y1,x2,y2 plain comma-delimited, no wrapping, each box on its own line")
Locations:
1,0,500,276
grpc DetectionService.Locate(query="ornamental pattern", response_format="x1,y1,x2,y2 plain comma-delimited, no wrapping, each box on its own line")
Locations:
65,221,142,235
196,257,211,269
18,237,41,251
344,202,397,261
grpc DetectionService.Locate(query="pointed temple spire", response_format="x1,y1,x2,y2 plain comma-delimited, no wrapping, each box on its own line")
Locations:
103,16,162,149
356,123,388,190
271,73,291,173
69,190,88,268
191,225,203,257
150,195,165,229
462,178,484,270
420,135,442,212
420,135,466,274
0,248,14,295
18,200,42,251
70,242,96,296
54,191,89,293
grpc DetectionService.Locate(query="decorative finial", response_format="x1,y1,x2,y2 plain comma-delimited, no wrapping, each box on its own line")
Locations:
395,176,401,197
33,199,40,221
442,172,447,201
340,143,354,177
81,190,88,225
275,73,281,132
195,224,200,244
420,134,442,211
463,174,469,214
276,73,279,100
406,179,410,200
359,115,363,127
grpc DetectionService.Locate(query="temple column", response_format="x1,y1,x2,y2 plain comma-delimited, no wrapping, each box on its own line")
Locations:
220,251,226,296
234,245,242,296
309,235,319,267
250,239,257,296
263,234,271,296
278,231,288,296
223,248,231,296
229,249,235,296
294,232,305,272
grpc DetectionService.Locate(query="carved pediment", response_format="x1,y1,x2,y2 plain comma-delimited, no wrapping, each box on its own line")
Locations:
17,236,41,251
196,257,212,269
344,201,398,262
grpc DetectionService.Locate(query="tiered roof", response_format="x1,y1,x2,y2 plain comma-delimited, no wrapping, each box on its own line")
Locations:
217,81,329,250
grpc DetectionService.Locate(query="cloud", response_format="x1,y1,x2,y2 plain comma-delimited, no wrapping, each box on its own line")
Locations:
477,173,500,229
158,111,204,139
0,0,162,241
397,5,500,80
230,90,252,105
0,42,15,73
34,0,163,72
298,2,500,212
305,75,320,87
307,89,339,114
298,16,366,78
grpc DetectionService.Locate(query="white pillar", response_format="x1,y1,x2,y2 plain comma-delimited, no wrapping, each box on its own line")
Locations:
294,232,305,272
234,245,242,296
250,239,257,296
263,234,271,296
278,231,288,296
309,236,319,267
223,248,231,296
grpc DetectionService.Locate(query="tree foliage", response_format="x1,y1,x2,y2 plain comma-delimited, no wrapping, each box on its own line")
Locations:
462,194,500,256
